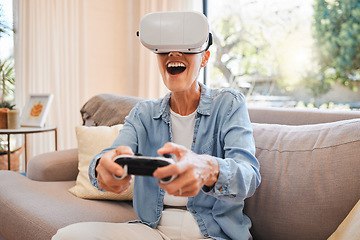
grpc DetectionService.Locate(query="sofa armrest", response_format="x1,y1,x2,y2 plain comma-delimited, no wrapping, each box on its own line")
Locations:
27,148,79,181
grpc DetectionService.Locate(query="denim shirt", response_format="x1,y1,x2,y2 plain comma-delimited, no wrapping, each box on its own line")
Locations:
89,83,261,240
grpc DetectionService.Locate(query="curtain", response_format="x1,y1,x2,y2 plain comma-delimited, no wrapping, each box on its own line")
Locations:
14,0,86,169
13,0,201,171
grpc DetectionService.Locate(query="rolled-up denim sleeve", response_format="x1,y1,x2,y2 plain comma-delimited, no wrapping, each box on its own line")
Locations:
88,104,140,191
202,93,261,201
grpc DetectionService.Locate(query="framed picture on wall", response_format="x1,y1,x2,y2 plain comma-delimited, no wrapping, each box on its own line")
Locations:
20,94,54,127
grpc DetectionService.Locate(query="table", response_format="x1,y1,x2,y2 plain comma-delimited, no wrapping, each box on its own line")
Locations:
0,126,57,172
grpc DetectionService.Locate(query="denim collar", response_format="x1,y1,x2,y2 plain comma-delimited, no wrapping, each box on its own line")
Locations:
154,82,213,123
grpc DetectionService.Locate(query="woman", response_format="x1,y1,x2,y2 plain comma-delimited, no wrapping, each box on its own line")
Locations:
53,13,260,240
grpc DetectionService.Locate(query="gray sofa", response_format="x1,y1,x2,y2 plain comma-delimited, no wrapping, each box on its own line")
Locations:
0,94,359,240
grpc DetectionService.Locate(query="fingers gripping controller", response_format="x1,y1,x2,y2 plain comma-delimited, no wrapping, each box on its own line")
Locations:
112,164,128,180
112,154,177,184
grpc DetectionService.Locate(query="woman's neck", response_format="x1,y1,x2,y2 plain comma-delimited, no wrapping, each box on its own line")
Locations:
170,82,201,116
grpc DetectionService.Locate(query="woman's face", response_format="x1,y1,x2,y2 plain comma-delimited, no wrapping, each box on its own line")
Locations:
157,51,210,93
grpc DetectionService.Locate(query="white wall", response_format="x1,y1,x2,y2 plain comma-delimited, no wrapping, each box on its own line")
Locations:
85,0,135,99
83,0,202,100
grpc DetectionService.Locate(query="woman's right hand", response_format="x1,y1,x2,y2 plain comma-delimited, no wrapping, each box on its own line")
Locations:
96,146,134,194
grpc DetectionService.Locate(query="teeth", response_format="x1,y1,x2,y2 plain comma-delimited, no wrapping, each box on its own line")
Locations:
167,62,185,68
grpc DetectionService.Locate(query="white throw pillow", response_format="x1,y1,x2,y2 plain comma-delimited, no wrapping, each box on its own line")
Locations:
328,200,360,240
69,124,133,200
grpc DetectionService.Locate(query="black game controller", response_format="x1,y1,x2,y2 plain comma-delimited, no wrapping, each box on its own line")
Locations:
113,154,177,183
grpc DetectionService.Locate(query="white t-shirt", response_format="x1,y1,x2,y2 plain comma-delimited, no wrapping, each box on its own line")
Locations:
163,109,196,206
169,108,196,150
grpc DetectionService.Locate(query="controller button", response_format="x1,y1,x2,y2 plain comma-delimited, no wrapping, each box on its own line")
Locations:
163,154,171,158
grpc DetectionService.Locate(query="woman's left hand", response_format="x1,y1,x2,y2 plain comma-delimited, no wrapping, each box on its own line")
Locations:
153,142,219,197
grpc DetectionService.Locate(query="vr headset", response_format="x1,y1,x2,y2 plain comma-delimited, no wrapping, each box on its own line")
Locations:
137,11,212,54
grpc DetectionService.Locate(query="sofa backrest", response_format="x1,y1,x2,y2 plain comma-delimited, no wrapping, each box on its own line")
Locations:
80,94,145,126
81,94,360,126
248,106,360,125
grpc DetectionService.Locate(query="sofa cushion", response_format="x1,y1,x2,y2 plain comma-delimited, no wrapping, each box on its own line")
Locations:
245,118,360,240
0,171,137,240
69,124,133,200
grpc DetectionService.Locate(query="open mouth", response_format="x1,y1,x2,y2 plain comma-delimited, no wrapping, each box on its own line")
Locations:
167,62,186,75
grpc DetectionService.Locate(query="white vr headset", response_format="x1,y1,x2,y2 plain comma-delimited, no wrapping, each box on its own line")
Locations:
137,11,212,54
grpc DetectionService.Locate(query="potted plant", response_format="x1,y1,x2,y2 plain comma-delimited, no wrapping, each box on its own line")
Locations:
0,58,15,129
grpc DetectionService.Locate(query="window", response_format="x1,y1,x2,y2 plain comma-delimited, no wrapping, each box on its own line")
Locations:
0,1,22,169
205,0,360,110
0,0,14,103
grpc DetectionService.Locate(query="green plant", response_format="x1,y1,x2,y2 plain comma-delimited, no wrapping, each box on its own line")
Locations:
0,58,15,102
313,0,360,91
0,3,11,38
0,100,14,109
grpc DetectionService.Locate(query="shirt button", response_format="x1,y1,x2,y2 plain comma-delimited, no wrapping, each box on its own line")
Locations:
204,234,209,237
193,139,196,143
218,187,223,192
192,210,197,214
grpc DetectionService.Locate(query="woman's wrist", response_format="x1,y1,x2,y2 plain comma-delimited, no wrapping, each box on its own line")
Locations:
203,155,219,187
